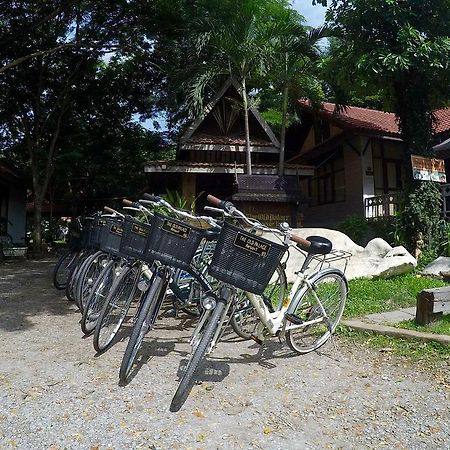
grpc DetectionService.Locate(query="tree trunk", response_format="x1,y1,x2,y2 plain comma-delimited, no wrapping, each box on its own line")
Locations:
32,196,43,253
278,84,289,176
241,78,252,175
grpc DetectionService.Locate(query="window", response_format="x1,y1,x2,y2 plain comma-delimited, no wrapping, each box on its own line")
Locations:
372,140,402,195
309,147,345,205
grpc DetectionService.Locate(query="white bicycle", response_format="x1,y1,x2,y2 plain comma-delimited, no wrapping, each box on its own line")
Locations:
170,194,350,411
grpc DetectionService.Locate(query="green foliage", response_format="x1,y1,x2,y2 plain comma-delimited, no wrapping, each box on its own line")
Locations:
367,216,400,247
337,328,450,361
163,190,188,210
336,214,368,245
399,182,446,253
345,273,446,319
325,0,450,152
395,315,450,336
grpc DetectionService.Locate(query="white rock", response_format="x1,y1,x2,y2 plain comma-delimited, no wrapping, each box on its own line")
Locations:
263,228,417,282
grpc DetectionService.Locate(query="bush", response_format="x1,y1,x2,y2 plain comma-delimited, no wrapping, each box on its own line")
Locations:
336,215,368,245
399,182,446,255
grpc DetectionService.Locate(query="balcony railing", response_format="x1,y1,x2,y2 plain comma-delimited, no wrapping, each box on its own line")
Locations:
364,193,401,219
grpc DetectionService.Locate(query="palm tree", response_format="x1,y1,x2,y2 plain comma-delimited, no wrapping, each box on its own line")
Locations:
186,0,286,174
267,14,331,175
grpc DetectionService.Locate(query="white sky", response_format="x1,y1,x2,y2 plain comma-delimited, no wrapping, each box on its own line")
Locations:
292,0,327,27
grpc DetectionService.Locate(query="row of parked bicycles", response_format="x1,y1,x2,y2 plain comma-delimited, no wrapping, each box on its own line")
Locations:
52,193,350,412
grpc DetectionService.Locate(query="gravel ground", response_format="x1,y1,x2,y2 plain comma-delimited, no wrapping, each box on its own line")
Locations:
0,259,449,450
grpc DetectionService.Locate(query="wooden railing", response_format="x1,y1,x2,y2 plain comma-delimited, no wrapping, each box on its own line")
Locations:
364,193,401,219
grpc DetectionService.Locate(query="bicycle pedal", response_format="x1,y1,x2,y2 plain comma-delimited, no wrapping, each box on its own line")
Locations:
249,334,263,345
284,313,304,325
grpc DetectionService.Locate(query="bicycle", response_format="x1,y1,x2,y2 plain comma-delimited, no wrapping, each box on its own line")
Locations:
117,195,220,382
169,194,349,412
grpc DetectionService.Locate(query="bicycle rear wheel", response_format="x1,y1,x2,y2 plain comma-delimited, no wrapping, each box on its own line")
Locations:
230,263,286,339
286,269,347,354
119,273,168,382
93,264,138,352
53,249,78,290
170,300,225,412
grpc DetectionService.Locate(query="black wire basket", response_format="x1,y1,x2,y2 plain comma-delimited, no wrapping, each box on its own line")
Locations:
86,218,104,250
99,217,125,256
144,212,205,271
208,222,287,295
119,217,153,262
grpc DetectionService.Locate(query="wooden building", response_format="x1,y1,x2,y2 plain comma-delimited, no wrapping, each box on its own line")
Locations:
289,101,450,227
144,79,313,226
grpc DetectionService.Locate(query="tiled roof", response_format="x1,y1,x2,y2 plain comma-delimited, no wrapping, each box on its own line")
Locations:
297,100,450,137
185,133,274,147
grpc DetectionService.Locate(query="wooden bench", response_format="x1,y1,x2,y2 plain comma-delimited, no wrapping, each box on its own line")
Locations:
416,286,450,325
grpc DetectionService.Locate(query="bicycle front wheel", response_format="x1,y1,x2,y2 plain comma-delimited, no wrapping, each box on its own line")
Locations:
80,259,115,335
53,250,78,290
119,274,167,382
170,300,225,412
93,264,138,353
286,269,347,354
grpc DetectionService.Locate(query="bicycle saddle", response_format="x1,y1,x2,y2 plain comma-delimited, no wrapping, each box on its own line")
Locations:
306,236,332,255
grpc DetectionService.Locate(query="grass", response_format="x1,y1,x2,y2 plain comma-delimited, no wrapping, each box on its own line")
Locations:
344,272,447,319
338,272,450,359
394,314,450,336
338,325,450,362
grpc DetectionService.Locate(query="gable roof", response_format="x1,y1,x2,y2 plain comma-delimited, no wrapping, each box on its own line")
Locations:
180,77,280,149
297,100,450,137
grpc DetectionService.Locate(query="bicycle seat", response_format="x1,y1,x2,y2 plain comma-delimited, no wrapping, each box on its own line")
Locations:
306,236,332,255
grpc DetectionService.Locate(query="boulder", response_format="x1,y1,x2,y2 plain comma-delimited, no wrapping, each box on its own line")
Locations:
263,228,417,282
421,256,450,278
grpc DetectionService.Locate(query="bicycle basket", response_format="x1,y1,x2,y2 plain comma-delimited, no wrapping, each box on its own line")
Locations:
99,217,124,256
208,222,287,295
144,212,205,271
119,217,153,262
87,218,105,250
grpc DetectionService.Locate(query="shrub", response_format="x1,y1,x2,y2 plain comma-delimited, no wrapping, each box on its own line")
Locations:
336,214,368,245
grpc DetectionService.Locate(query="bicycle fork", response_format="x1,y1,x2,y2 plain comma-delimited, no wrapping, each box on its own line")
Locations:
190,285,234,356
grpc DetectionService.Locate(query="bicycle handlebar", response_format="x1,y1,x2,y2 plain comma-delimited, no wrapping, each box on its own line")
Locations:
103,206,116,215
140,193,219,228
206,193,311,251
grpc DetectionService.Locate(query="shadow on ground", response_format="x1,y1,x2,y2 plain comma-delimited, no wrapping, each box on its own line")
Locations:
0,259,75,332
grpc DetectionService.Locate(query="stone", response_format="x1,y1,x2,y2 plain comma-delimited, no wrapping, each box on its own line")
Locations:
263,228,417,282
421,256,450,278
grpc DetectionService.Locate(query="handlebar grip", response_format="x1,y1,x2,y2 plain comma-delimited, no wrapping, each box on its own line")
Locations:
142,193,162,202
206,194,222,207
103,206,116,215
122,199,134,207
206,194,235,212
290,234,311,251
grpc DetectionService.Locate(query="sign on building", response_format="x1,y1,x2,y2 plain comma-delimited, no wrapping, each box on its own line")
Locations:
411,155,446,182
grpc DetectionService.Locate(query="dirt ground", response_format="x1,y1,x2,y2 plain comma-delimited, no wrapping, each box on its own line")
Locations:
0,259,449,450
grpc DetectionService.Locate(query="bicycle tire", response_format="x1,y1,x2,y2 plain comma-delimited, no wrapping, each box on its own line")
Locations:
65,250,89,303
119,274,167,382
286,268,347,354
76,251,108,313
170,300,225,412
230,263,286,340
93,264,138,353
53,249,78,290
80,259,115,335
